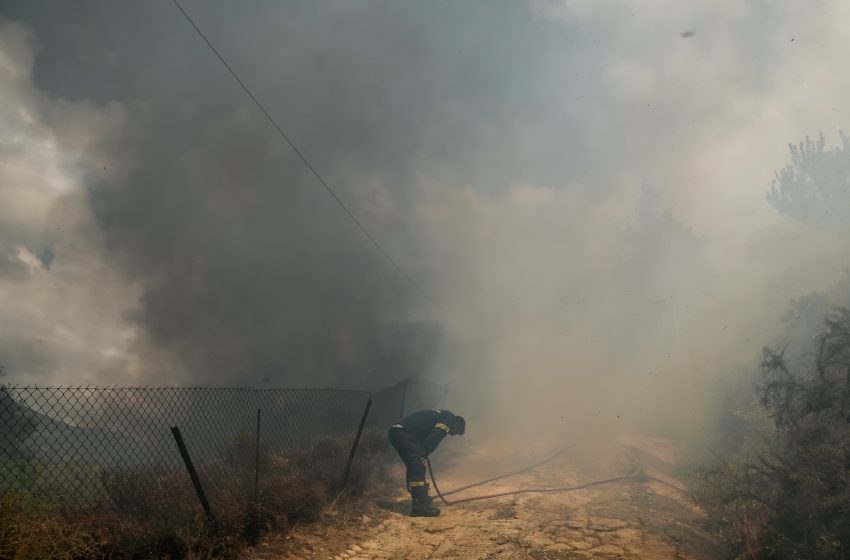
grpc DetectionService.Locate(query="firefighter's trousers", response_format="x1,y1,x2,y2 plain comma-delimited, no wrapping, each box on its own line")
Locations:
388,426,428,495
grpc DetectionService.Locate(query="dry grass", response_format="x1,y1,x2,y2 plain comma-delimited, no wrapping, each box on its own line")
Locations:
0,494,99,560
0,433,390,560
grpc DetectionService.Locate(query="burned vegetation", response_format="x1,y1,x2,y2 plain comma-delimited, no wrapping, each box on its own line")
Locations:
692,309,850,559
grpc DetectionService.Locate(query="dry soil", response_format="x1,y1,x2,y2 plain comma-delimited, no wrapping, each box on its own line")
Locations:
243,435,723,560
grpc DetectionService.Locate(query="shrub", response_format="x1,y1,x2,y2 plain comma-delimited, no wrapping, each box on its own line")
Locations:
692,308,850,559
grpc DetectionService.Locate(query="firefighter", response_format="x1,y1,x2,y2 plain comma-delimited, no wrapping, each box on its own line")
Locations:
388,409,465,517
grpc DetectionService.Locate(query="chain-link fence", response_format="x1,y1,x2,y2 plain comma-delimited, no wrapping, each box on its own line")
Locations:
0,386,367,513
368,378,448,429
0,379,445,517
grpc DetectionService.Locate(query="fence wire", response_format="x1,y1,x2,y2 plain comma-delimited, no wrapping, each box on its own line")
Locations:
368,377,448,429
0,386,365,512
0,380,444,515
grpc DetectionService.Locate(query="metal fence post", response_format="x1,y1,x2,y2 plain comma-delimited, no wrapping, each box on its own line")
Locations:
170,426,215,527
340,398,372,488
246,407,261,546
254,407,261,504
398,378,408,420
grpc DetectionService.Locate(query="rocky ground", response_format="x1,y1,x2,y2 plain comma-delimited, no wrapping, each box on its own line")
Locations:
242,436,724,559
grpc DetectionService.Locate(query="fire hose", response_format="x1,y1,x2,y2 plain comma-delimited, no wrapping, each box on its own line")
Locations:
437,443,577,498
424,451,684,507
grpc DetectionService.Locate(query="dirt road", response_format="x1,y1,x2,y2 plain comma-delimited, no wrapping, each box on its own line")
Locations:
247,436,723,560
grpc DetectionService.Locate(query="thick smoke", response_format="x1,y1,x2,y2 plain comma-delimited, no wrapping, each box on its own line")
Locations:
2,0,850,450
0,19,137,385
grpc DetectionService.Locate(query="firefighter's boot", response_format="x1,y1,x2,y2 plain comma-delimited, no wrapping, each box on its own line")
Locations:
409,485,440,517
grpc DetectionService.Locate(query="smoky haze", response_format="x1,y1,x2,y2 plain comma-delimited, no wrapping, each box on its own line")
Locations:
2,0,850,448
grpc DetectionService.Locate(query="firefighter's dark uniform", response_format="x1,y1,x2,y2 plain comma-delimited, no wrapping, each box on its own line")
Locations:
388,409,459,516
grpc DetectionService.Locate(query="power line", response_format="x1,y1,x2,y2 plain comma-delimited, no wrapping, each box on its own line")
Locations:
170,0,438,307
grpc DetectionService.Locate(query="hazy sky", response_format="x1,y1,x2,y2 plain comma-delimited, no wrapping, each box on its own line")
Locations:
1,0,849,435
